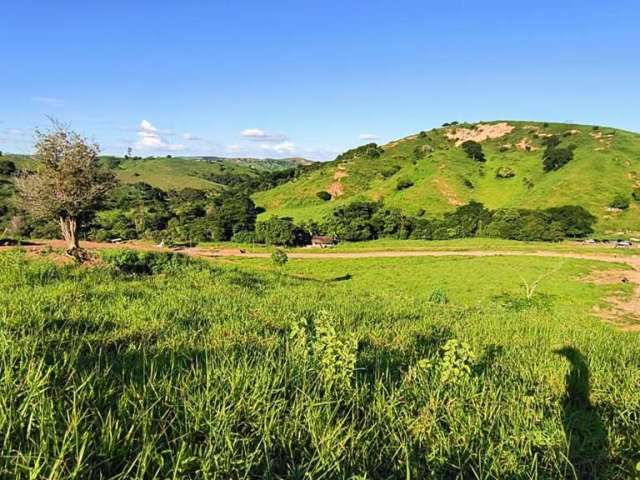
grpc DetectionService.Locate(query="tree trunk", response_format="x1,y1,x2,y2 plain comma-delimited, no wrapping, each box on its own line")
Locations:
59,216,85,261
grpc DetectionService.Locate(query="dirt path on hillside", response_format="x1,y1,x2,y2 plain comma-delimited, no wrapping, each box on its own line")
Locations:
4,240,640,330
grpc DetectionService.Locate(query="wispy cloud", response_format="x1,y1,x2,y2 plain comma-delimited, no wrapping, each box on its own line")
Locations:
258,141,296,154
359,133,378,141
134,120,185,152
32,96,64,107
241,128,288,143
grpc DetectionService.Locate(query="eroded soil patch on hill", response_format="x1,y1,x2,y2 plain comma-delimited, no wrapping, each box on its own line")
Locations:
446,122,515,146
327,166,349,198
432,178,464,206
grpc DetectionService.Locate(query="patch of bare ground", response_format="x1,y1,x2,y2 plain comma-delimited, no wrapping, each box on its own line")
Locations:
446,122,515,146
516,138,538,151
590,131,614,150
583,268,640,332
432,178,464,206
327,166,348,198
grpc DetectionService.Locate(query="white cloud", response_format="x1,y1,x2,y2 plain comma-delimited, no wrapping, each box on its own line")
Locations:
359,133,378,141
32,96,64,107
140,120,157,132
134,120,185,152
258,141,296,154
241,128,287,142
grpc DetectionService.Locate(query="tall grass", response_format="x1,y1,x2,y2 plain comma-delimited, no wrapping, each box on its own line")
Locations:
0,250,638,478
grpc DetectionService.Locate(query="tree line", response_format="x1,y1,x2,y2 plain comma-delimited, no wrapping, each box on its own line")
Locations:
0,124,601,257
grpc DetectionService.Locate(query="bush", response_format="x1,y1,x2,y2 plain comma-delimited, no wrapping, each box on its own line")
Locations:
632,188,640,202
496,167,515,179
323,201,382,242
544,206,596,237
461,141,486,162
396,179,414,190
230,231,257,243
335,143,384,162
381,165,401,178
271,248,288,267
0,160,16,176
428,289,449,304
256,216,309,246
101,250,191,275
543,147,573,172
609,195,630,210
316,191,332,201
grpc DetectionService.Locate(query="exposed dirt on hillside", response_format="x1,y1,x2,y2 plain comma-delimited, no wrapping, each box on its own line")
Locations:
446,122,515,146
516,138,538,151
591,131,615,149
327,166,348,198
432,178,464,206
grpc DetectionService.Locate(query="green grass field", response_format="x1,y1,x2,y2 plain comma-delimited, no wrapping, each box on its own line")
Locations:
1,249,639,478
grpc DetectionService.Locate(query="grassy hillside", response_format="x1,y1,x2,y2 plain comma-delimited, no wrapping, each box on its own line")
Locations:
253,121,640,234
0,154,310,192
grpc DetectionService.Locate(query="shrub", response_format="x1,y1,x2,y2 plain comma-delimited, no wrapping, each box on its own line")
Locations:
381,165,401,178
543,147,573,172
101,250,190,275
230,231,257,243
541,135,561,149
396,179,414,190
632,188,640,202
523,178,534,190
335,143,384,162
496,167,515,179
0,160,16,176
428,289,449,304
316,191,332,201
544,206,596,237
271,248,288,267
323,201,382,242
609,195,630,210
256,216,308,246
463,178,474,189
461,140,486,162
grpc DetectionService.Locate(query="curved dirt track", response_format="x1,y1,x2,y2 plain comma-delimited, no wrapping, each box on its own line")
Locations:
4,240,640,329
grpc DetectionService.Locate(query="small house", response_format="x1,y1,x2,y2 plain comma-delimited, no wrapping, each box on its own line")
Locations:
311,235,338,248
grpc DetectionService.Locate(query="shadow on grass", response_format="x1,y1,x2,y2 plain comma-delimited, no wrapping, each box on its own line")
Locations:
555,347,608,479
357,325,452,384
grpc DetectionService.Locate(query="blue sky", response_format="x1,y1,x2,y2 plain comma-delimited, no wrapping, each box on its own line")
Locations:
1,1,639,160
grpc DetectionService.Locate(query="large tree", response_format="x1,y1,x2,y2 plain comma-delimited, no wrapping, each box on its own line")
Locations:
15,123,116,258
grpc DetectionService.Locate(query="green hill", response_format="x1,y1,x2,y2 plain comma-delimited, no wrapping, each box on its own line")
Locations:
253,121,640,235
0,154,312,192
